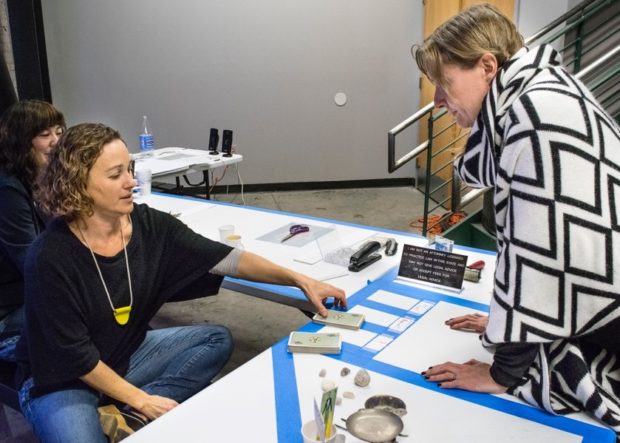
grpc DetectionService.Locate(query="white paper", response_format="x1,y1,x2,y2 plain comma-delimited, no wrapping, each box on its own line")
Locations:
363,334,394,352
316,325,377,347
349,305,399,327
408,300,435,315
294,230,373,265
367,289,420,310
374,301,492,373
293,355,586,443
388,317,415,333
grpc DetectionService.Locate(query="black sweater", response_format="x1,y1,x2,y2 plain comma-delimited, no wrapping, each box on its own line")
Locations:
0,171,46,320
16,204,232,397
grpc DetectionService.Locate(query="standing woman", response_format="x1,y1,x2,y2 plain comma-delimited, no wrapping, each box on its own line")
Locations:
16,122,347,443
415,4,620,435
0,100,65,360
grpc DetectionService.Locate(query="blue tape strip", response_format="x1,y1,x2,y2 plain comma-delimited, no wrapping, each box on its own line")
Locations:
224,267,401,310
366,267,490,311
381,281,490,312
208,198,428,240
359,321,388,335
272,280,616,443
360,299,412,317
330,350,614,443
224,276,307,301
158,193,612,441
154,191,425,241
271,332,613,443
272,340,303,443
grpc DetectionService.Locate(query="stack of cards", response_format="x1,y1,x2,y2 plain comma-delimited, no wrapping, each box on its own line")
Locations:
287,331,342,354
312,309,365,330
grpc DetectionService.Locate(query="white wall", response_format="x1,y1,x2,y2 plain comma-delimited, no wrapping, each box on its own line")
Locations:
515,0,571,41
42,0,421,185
41,0,571,186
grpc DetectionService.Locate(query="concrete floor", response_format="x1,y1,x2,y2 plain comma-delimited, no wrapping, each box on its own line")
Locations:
0,186,427,442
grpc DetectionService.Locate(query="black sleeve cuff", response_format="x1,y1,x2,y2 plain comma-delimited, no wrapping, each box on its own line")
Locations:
490,343,538,388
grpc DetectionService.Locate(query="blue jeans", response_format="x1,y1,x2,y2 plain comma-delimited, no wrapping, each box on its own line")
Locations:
19,325,233,443
0,306,24,362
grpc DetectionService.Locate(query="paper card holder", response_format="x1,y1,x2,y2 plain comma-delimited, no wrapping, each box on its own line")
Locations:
396,244,467,292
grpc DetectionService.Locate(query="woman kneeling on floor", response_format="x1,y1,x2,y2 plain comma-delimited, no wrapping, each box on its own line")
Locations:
16,122,347,443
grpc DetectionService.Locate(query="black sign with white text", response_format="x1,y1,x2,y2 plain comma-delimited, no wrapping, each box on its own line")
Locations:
397,244,467,290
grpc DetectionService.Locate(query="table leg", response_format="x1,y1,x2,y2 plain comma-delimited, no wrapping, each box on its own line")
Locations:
203,171,210,200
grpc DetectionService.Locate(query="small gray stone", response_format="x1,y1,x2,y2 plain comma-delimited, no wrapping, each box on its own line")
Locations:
354,369,371,387
342,391,355,399
318,368,327,378
340,367,351,377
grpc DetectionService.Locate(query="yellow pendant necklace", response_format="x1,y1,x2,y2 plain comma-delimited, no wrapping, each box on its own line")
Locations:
78,218,133,326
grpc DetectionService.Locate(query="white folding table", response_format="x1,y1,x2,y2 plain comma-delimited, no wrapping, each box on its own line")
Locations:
133,147,243,199
124,193,615,442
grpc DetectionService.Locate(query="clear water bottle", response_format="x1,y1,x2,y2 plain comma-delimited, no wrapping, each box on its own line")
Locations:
139,115,154,154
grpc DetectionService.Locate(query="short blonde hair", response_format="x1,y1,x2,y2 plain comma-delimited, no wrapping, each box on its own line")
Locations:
37,123,124,220
414,3,524,87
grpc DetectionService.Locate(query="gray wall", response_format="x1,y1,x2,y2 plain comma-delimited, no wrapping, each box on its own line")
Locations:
516,0,570,39
42,0,422,185
41,0,570,186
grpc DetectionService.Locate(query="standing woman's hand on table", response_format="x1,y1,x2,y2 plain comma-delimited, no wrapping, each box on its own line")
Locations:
422,359,507,394
445,313,488,333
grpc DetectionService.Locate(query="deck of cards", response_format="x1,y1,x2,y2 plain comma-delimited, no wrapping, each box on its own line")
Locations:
312,309,365,330
287,331,342,354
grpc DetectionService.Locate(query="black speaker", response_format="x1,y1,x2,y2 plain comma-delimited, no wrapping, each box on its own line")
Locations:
222,130,233,157
208,128,219,155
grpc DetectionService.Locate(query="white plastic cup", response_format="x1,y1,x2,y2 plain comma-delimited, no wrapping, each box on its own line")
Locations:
218,225,235,242
224,234,245,250
135,168,152,196
301,420,340,443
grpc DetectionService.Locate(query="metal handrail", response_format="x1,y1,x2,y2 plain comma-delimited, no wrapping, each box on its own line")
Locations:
523,0,600,45
388,0,613,176
526,0,611,47
574,45,620,78
387,102,433,173
388,0,619,236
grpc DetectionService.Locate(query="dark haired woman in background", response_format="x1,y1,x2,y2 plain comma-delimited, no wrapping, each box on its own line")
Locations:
0,100,65,360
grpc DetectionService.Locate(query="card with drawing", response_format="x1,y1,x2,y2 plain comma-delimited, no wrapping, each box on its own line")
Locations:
312,309,365,330
287,331,342,354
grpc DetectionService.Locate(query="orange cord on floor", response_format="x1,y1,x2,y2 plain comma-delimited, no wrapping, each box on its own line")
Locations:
410,210,467,235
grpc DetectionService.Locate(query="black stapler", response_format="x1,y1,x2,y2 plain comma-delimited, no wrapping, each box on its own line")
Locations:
348,241,382,272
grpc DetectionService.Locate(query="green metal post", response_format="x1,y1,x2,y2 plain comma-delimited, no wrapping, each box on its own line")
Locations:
422,114,434,236
573,20,584,72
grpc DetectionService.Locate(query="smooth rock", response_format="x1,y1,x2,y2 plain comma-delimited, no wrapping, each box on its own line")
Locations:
354,369,371,387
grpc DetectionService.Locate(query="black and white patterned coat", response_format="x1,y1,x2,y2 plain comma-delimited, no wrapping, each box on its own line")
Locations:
456,45,620,434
